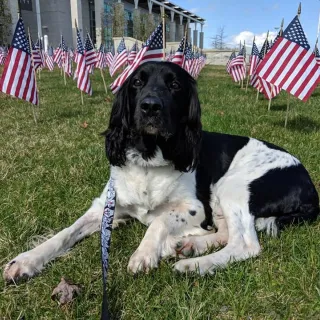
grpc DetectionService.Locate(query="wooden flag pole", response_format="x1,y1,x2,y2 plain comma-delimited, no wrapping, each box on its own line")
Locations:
88,33,108,95
284,4,301,127
256,31,269,103
161,6,166,61
28,28,39,124
284,92,290,128
60,35,67,86
181,23,188,69
241,40,246,89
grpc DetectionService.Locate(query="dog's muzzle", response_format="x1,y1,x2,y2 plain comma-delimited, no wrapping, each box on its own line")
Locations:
139,96,163,134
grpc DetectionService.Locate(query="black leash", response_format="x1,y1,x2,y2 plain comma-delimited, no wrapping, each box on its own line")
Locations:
100,178,116,320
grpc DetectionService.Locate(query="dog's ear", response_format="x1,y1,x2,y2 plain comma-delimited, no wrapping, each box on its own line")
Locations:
103,80,131,167
173,78,202,172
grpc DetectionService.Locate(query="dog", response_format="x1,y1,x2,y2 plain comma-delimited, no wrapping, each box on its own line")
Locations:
3,61,319,280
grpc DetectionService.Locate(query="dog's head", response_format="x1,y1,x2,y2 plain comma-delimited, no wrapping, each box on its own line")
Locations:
104,62,202,172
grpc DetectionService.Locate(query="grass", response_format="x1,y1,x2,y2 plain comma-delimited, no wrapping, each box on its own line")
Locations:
0,65,320,320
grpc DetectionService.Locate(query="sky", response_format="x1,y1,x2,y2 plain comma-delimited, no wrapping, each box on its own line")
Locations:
172,0,320,50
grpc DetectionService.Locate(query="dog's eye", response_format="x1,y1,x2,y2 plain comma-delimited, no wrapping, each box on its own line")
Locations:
133,79,143,87
170,81,181,90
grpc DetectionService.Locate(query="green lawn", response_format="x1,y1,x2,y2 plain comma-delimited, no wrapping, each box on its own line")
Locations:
0,65,320,319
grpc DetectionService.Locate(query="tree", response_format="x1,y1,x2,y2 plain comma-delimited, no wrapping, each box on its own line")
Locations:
0,0,12,45
211,26,227,50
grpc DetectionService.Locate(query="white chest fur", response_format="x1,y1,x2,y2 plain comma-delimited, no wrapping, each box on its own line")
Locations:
111,148,196,211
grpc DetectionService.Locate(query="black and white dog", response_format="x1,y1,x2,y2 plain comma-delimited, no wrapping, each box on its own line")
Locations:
4,62,319,280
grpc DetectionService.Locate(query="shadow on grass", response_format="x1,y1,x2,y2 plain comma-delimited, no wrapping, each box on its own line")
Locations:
268,104,287,111
273,115,320,132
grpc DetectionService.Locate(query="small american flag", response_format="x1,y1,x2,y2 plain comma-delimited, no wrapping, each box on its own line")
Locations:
46,46,54,71
96,43,107,69
0,46,8,65
30,36,43,70
226,51,236,73
54,41,62,66
0,18,38,105
249,40,259,76
35,38,45,67
250,39,281,100
75,26,92,95
110,22,164,94
183,41,193,73
84,33,98,67
172,38,185,67
106,46,114,68
110,38,127,77
61,36,72,76
256,15,320,102
228,45,246,82
127,42,138,65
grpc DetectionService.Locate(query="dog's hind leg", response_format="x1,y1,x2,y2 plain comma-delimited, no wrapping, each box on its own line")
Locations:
3,182,128,283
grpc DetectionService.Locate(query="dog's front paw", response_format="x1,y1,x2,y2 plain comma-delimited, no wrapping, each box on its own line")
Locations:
127,248,159,274
173,257,213,275
3,252,44,283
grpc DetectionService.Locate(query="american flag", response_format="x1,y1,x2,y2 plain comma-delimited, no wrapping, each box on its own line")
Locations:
250,39,270,90
84,33,98,67
53,41,62,66
106,46,114,68
46,46,54,71
0,18,38,105
75,26,92,95
35,38,45,67
30,36,43,70
172,38,185,66
96,43,107,69
183,41,193,73
249,40,259,76
226,51,236,73
166,48,175,62
228,45,246,82
110,38,127,77
250,39,281,100
0,46,8,65
61,36,72,76
127,42,138,65
110,22,164,94
314,45,320,66
256,15,320,102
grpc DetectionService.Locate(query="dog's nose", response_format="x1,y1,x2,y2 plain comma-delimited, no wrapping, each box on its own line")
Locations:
140,97,162,115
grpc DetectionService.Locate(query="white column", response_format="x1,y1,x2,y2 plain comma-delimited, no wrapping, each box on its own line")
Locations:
193,22,198,47
134,0,139,9
169,11,176,42
70,0,83,48
95,0,103,47
35,0,42,38
199,24,204,49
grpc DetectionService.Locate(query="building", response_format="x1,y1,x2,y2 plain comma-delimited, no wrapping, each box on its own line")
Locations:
7,0,205,50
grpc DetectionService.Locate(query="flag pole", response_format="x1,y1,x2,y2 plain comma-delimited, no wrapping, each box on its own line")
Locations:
285,4,301,126
246,36,254,92
28,28,39,124
268,19,284,111
181,23,188,69
161,6,166,61
88,33,108,95
256,31,269,103
239,40,242,86
62,35,67,86
241,40,245,89
75,19,84,105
